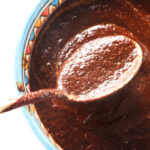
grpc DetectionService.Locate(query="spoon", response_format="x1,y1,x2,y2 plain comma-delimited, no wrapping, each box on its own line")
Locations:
0,35,142,113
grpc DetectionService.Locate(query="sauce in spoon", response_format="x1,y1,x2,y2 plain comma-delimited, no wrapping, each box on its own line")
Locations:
57,35,142,101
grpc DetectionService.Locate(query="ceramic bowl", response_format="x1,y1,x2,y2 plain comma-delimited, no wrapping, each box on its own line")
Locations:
15,0,65,149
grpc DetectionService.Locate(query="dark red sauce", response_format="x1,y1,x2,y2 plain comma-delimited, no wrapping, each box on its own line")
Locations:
57,34,142,101
29,0,150,149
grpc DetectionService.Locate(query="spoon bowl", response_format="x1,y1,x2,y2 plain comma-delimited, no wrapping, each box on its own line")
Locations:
57,35,143,102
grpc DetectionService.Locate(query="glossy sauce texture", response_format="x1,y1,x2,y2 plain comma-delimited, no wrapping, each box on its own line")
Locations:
29,0,150,149
57,35,142,101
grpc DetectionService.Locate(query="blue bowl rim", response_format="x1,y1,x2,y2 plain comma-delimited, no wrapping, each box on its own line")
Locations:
14,0,60,149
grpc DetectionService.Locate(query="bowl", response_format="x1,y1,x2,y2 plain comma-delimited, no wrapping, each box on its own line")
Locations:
15,0,65,149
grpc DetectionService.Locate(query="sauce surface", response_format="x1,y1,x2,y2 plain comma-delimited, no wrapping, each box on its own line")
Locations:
29,0,150,149
57,34,142,101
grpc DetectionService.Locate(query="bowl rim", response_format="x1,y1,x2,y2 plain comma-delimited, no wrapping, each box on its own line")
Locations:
15,0,64,149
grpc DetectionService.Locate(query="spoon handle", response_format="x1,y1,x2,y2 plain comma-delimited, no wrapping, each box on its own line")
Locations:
0,89,67,113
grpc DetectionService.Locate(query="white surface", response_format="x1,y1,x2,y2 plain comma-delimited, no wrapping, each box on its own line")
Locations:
0,1,45,150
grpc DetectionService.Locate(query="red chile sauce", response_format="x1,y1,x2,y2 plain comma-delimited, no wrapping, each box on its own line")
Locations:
29,0,150,149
